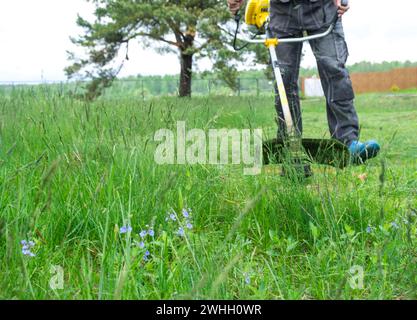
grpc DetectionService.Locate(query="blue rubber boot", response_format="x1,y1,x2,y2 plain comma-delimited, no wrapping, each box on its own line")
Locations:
349,140,381,164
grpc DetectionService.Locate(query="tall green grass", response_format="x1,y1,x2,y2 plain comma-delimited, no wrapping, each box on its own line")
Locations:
0,87,416,299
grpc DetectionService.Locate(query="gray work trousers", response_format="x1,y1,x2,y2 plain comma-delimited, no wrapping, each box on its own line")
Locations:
270,20,359,146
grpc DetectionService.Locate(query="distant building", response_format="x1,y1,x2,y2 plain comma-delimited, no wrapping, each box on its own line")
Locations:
302,75,324,97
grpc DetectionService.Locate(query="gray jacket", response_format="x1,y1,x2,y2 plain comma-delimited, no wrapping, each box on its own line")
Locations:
269,0,339,35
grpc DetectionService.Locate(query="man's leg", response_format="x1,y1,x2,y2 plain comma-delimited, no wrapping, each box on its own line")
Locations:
273,39,304,141
309,20,359,146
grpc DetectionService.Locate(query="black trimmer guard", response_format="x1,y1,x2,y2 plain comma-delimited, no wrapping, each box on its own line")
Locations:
263,138,350,169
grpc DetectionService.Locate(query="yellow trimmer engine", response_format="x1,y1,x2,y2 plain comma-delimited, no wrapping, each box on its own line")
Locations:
245,0,270,30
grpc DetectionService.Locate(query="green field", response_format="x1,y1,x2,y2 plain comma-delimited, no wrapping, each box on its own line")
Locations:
0,88,416,299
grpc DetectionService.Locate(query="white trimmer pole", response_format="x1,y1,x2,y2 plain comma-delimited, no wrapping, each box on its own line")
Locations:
265,35,307,177
268,43,295,136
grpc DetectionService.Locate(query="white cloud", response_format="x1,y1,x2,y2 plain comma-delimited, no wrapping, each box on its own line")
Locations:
303,0,417,67
0,0,416,82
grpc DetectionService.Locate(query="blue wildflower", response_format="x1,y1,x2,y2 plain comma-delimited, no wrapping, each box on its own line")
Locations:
182,208,190,218
391,222,399,229
148,229,155,237
138,241,145,249
143,250,151,261
177,227,185,237
366,226,373,234
245,275,251,285
119,225,132,234
139,230,147,238
22,249,35,257
186,222,193,230
165,210,174,222
21,240,36,257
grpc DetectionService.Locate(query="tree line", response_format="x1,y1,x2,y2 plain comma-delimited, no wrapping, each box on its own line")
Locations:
123,60,417,83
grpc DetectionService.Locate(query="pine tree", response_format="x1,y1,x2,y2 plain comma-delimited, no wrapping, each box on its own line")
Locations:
65,0,243,98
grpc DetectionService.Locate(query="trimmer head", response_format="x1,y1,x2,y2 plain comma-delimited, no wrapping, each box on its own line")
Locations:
263,138,350,169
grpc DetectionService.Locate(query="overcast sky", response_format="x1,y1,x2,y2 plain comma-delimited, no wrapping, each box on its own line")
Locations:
0,0,416,82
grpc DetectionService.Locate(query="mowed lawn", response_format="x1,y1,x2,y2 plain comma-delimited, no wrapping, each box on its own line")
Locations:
0,87,416,299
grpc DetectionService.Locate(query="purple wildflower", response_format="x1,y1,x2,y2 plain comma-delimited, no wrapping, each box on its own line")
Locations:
138,241,145,249
119,225,132,234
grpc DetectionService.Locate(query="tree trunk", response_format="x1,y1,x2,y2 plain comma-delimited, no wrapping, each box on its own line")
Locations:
179,52,193,97
178,31,194,98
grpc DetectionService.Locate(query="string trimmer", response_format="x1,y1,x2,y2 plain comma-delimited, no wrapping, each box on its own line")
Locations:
233,0,351,178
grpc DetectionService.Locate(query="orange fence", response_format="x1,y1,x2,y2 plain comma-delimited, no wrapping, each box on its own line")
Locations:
301,67,417,95
350,67,417,93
